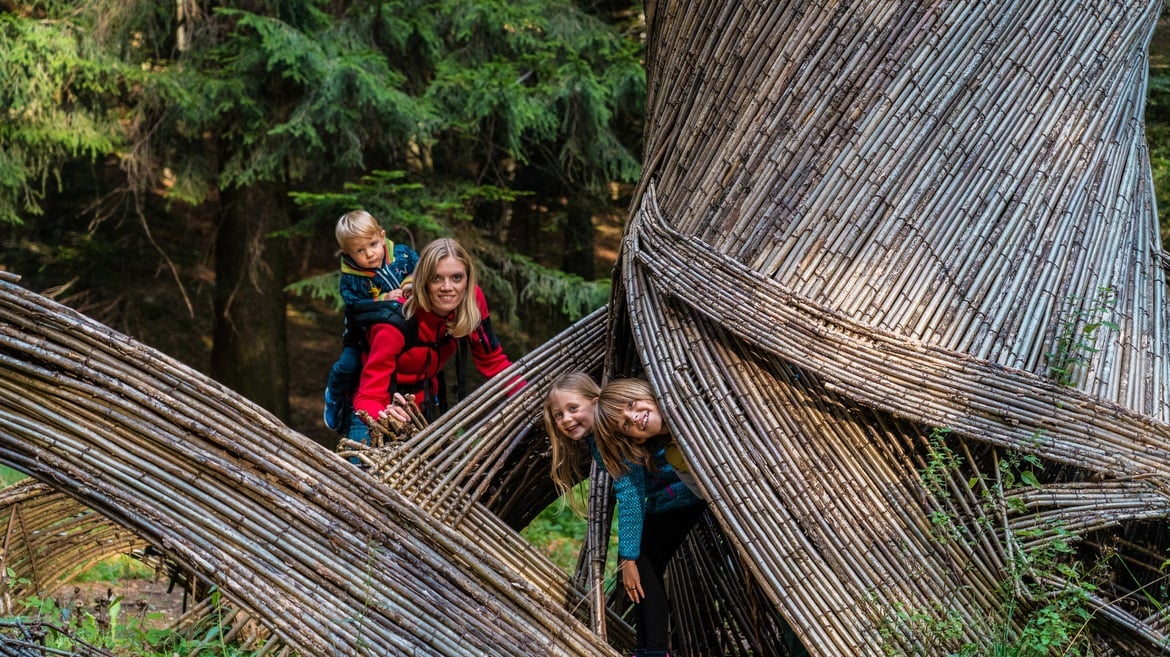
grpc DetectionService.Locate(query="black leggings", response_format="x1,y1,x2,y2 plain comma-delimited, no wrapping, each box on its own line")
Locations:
632,503,707,652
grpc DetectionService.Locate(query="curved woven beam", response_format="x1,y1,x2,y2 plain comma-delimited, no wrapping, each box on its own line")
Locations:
0,479,147,606
0,479,289,653
615,1,1170,655
0,273,616,657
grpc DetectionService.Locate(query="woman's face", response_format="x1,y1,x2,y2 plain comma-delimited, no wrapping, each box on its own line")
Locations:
427,256,468,316
548,390,596,441
619,398,664,443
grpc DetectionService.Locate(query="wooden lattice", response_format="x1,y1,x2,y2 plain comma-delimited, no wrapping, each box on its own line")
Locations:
2,1,1170,656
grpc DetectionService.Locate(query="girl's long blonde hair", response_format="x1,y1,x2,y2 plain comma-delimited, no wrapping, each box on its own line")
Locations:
406,237,481,337
594,378,661,477
542,372,601,516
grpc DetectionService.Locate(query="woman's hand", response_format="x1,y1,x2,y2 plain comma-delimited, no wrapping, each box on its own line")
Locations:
621,560,643,603
378,396,411,424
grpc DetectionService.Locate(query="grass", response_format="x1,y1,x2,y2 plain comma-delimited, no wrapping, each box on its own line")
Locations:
521,482,620,581
0,466,26,488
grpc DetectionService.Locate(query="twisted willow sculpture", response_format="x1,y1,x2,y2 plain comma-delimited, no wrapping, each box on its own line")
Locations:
1,1,1169,655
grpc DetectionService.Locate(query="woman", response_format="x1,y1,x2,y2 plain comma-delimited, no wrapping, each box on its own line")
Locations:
349,237,513,434
594,378,705,657
542,371,602,516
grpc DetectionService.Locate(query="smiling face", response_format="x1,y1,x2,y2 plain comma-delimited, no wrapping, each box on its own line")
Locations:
427,255,469,316
619,398,664,443
343,232,386,269
547,389,596,441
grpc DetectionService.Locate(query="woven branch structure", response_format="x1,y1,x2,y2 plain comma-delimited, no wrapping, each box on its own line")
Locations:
604,0,1170,655
1,1,1170,656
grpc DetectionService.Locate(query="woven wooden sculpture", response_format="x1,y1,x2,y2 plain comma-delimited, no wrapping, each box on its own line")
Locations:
606,1,1170,655
1,1,1168,656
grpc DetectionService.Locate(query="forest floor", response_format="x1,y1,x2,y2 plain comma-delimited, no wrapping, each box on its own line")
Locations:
50,579,191,630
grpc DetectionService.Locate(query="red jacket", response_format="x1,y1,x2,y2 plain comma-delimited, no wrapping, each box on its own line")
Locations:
352,286,512,416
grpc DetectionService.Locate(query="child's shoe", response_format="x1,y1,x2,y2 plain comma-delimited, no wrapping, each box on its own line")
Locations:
323,389,341,430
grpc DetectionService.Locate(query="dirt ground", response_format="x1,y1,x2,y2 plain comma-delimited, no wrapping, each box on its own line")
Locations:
50,578,192,630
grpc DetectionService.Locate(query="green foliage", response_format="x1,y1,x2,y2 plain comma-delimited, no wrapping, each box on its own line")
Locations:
285,270,343,307
1045,286,1119,387
1,580,269,656
503,252,610,322
522,482,619,577
74,555,155,583
287,169,610,322
424,0,644,189
920,427,967,544
523,496,590,574
0,466,26,488
879,430,1100,656
0,10,134,223
134,4,430,202
15,586,155,655
287,169,513,242
3,0,638,354
876,598,966,657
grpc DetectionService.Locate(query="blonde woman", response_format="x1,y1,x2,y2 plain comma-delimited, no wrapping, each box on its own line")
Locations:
348,238,513,434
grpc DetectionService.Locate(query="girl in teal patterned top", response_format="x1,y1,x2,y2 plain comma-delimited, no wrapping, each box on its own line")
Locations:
594,378,705,657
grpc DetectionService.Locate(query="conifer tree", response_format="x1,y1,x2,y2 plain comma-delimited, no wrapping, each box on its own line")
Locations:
1,0,644,416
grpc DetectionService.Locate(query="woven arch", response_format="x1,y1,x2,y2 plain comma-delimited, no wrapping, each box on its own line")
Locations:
2,1,1170,656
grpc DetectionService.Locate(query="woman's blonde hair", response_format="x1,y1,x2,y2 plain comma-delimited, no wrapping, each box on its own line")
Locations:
594,378,660,477
406,238,481,337
542,372,601,516
335,210,383,248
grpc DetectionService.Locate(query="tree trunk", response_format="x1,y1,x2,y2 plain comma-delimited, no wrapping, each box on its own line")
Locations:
211,182,290,421
563,196,595,279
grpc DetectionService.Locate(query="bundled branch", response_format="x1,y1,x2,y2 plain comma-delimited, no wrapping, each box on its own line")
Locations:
335,395,428,472
0,277,620,657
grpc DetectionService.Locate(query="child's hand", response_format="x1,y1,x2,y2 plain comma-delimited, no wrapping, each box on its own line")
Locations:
621,560,643,603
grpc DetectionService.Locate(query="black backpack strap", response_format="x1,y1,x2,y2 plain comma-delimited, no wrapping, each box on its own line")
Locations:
455,337,469,402
336,301,420,434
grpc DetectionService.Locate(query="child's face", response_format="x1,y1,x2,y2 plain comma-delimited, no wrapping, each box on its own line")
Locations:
343,232,386,269
547,390,596,441
618,398,664,444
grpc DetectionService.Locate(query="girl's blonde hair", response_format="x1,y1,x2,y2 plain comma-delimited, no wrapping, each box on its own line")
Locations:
335,210,383,247
594,378,660,477
406,238,481,337
542,372,601,516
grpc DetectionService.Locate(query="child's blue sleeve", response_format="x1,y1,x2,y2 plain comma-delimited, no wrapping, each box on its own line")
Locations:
586,436,648,560
338,272,370,306
612,467,648,561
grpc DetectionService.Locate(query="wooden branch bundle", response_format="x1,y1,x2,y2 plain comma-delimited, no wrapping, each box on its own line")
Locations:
0,277,619,657
612,1,1170,655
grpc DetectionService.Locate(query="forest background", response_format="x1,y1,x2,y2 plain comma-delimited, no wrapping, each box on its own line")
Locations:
2,2,1170,569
